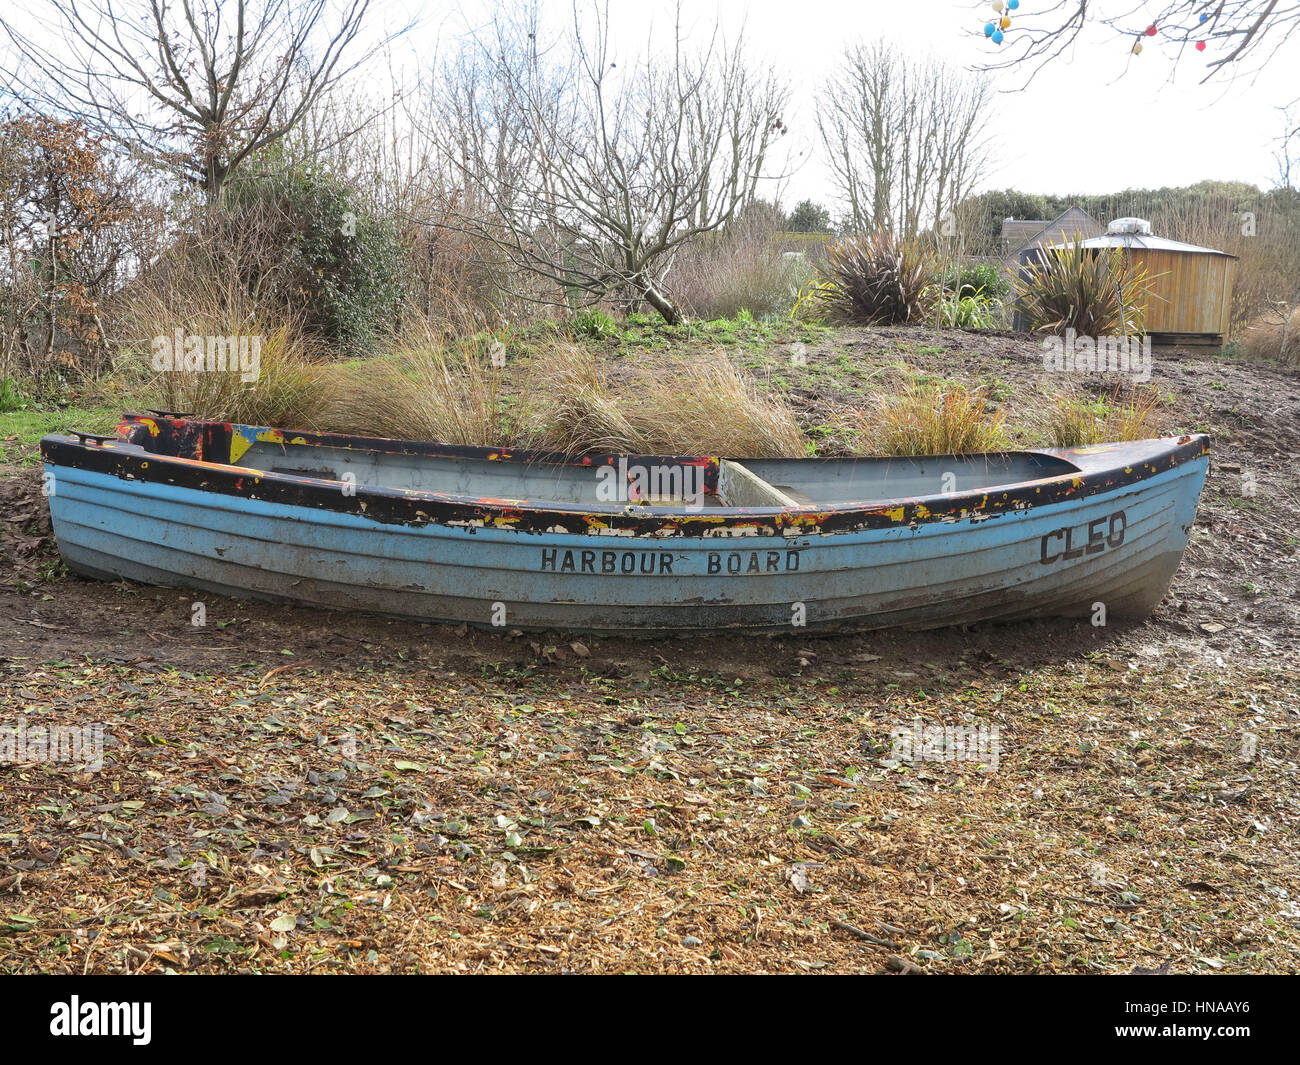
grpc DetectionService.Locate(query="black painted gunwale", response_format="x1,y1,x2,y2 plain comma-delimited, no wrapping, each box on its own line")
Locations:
39,415,1211,538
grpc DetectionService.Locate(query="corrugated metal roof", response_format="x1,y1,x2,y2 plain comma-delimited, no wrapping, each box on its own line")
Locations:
1072,234,1238,257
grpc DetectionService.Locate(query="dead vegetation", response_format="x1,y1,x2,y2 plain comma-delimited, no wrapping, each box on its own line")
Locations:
1037,386,1168,448
328,334,512,448
850,374,1007,456
1238,313,1300,368
0,612,1293,975
327,342,808,458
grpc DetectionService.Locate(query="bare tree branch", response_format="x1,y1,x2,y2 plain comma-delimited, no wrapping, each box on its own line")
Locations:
818,43,993,240
973,1,1300,89
1,0,411,202
419,0,789,324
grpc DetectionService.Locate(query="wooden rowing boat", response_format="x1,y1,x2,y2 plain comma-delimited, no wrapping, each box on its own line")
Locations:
40,413,1210,633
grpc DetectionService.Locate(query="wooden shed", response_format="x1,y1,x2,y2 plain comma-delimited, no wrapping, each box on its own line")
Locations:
1002,207,1104,262
1076,218,1238,348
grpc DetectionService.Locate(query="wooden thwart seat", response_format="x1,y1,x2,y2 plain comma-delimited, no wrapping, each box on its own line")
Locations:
716,460,802,508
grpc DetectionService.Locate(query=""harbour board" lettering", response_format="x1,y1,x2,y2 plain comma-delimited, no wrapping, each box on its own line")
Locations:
541,548,675,574
707,550,800,574
538,548,802,575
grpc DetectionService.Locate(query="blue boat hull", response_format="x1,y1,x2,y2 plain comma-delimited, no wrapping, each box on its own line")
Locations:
44,454,1206,634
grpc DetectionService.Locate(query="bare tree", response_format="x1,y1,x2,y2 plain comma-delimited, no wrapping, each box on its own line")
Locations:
818,43,992,239
1,0,405,204
975,1,1300,86
427,1,789,324
1276,104,1300,188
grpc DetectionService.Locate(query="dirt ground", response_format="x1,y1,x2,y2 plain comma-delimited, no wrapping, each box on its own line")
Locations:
1,326,1297,974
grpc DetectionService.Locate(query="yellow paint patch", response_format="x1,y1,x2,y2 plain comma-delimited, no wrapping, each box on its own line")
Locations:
228,430,254,466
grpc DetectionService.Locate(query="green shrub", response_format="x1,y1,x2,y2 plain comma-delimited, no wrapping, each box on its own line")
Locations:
935,292,1006,329
817,229,939,325
943,260,1011,302
786,199,834,233
0,377,26,413
568,309,621,340
221,166,406,355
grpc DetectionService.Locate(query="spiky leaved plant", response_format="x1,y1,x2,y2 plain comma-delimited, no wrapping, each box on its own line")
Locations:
1015,232,1155,338
817,229,939,324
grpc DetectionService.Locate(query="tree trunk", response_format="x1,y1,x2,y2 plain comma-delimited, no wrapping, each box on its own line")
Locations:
639,277,682,325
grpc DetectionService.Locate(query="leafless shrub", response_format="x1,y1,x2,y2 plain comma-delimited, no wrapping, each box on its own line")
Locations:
666,203,817,321
428,2,791,323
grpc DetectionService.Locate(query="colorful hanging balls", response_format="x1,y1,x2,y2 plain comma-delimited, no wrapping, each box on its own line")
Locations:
1196,40,1206,51
1008,0,1019,8
1000,16,1011,28
1132,41,1143,55
992,1,1003,12
1199,13,1208,22
1145,24,1158,36
992,29,1004,44
984,22,995,36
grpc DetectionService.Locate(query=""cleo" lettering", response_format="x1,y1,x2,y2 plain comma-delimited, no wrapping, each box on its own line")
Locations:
1040,510,1127,565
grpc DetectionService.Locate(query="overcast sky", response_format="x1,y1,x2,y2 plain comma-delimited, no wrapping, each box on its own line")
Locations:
400,0,1297,207
7,0,1296,210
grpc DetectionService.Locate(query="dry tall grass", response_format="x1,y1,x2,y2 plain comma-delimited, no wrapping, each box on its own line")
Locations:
326,341,807,457
524,344,639,454
143,324,335,430
850,375,1007,456
327,347,510,446
121,277,336,429
323,311,514,445
529,346,806,457
624,350,807,457
1038,387,1166,448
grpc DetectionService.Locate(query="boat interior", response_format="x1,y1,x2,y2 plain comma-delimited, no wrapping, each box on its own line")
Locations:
244,440,1082,510
120,417,1086,509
